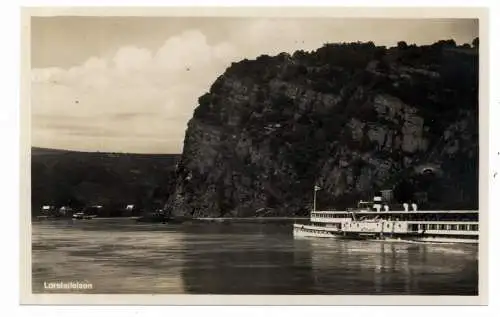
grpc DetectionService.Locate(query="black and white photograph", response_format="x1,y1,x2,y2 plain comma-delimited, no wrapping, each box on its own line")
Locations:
21,6,488,305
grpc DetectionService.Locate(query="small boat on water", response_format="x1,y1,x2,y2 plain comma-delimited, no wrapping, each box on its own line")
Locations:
293,187,479,244
72,212,97,220
136,210,189,224
136,212,166,223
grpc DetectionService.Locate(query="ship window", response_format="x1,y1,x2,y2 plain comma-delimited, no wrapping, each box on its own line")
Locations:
386,224,390,228
450,224,458,230
446,224,451,230
438,224,446,230
429,224,437,230
469,224,478,231
459,225,467,231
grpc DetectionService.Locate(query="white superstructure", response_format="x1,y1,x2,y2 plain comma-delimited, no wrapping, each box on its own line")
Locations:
293,189,479,244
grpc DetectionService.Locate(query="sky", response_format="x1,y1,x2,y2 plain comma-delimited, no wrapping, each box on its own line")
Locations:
31,17,479,154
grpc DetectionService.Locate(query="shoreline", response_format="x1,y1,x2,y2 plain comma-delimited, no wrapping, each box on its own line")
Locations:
193,217,308,221
32,216,309,223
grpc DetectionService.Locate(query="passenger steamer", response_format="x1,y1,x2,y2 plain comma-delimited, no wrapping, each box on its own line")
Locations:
293,187,478,244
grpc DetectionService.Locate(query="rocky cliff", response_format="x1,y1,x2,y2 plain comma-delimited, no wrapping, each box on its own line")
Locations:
167,40,479,217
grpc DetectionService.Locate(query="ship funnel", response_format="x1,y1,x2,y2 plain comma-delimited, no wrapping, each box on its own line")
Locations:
411,203,418,212
403,203,409,212
381,189,393,202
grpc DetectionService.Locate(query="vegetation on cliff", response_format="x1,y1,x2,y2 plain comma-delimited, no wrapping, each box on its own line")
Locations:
168,39,479,217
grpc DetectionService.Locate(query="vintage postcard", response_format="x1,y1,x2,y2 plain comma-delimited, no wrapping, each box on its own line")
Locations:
20,6,489,305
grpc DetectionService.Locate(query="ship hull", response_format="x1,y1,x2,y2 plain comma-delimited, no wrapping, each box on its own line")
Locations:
293,224,341,238
72,214,97,220
293,224,478,244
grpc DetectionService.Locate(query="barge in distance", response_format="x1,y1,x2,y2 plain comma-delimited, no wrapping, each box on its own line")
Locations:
293,187,478,244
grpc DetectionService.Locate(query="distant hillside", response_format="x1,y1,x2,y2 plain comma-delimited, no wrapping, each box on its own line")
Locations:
31,147,180,215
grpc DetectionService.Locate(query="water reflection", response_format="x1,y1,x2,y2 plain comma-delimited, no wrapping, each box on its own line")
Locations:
180,223,308,294
32,219,186,293
32,220,478,295
296,238,478,295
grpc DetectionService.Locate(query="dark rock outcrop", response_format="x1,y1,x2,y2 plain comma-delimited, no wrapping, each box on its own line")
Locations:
167,40,479,217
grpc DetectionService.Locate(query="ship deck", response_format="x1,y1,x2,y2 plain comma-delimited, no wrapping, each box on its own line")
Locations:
313,210,478,214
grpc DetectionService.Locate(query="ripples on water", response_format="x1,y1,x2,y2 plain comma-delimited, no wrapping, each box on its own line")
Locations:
31,219,478,295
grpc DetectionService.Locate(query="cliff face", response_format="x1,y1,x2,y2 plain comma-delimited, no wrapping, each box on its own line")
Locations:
168,40,479,217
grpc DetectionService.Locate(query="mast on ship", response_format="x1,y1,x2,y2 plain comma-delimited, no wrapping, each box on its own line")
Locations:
313,185,321,212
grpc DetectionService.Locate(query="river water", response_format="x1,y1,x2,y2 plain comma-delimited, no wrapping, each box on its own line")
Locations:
31,218,478,295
